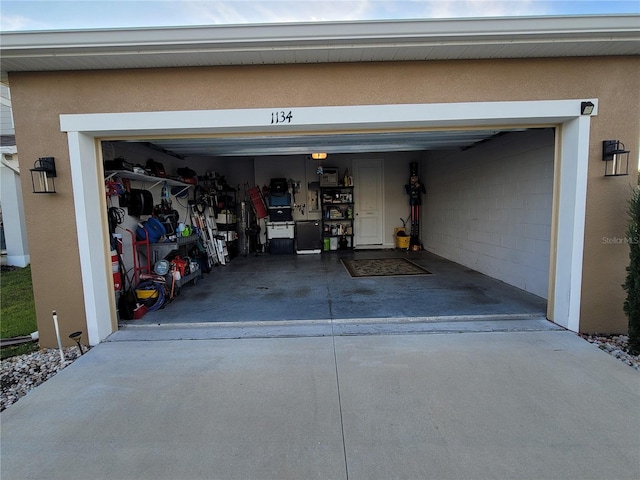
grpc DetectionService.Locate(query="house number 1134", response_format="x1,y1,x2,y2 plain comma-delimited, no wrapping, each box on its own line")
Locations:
271,110,293,124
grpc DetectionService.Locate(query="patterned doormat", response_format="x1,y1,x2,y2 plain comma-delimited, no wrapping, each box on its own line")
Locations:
341,258,433,278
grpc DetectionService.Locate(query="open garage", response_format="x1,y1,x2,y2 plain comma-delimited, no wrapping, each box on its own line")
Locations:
97,125,552,330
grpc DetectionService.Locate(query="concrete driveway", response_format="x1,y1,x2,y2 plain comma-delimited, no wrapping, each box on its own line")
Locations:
2,329,639,480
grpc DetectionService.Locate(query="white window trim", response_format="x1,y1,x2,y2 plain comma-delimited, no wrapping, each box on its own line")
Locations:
60,100,596,344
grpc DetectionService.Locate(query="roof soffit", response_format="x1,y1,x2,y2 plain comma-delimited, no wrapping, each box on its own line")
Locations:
1,15,639,82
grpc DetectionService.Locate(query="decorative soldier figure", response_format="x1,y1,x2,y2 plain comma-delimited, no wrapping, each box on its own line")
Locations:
405,162,426,249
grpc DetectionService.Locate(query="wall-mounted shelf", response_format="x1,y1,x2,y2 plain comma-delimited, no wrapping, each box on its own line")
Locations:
105,170,193,196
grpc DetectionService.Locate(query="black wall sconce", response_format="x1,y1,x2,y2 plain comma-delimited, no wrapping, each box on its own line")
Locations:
30,157,57,193
602,140,630,177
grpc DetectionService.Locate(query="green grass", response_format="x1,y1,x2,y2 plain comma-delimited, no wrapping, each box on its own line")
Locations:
1,265,38,359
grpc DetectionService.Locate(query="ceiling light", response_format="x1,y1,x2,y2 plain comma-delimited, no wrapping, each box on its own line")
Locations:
311,152,327,160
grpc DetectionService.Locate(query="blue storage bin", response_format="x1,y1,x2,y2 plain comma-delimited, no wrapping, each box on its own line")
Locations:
269,193,292,206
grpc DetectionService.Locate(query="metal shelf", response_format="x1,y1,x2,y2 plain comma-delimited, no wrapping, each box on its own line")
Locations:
176,234,199,246
176,269,201,288
321,185,355,251
105,170,193,196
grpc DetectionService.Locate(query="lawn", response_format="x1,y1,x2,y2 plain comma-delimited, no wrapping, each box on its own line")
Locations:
1,265,38,358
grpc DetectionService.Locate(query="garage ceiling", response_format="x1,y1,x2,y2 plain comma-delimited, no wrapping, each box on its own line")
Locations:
121,128,514,158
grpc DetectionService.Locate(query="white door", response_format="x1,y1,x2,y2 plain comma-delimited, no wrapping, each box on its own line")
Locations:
353,159,384,246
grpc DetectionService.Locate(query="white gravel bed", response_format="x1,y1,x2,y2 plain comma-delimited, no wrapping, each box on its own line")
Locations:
1,346,88,412
581,334,640,371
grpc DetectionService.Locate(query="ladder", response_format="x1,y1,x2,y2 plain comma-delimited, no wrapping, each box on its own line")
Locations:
191,205,229,265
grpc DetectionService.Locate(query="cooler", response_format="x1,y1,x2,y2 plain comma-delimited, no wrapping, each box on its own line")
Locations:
268,206,292,222
267,221,295,255
266,221,295,239
269,192,292,206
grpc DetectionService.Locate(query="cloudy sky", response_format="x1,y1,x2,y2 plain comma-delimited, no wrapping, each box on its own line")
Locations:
1,0,638,31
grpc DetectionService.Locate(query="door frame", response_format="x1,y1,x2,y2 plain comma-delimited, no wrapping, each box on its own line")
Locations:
60,99,595,343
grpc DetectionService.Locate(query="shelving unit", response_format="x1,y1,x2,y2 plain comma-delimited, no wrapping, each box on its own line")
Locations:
216,187,238,258
146,235,202,289
320,186,354,251
148,234,199,264
108,170,202,293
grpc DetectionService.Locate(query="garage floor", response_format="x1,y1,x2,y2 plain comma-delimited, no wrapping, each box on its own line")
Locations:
122,250,547,326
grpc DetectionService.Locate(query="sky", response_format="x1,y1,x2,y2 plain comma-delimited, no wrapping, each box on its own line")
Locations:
1,0,639,32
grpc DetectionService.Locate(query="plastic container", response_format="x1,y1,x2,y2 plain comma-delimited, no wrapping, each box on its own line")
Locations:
269,192,292,206
270,238,293,254
395,227,410,249
268,207,292,222
266,221,295,239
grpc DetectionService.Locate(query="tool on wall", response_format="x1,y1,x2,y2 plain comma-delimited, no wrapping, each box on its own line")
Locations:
404,162,426,250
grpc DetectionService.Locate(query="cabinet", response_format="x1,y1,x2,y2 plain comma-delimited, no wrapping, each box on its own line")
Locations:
320,186,354,251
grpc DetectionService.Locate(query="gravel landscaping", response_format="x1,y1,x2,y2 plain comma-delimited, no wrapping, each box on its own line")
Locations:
1,345,88,412
580,334,640,371
1,333,638,412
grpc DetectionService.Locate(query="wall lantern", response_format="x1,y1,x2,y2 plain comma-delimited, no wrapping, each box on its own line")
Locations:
580,101,595,115
30,156,57,193
311,152,328,160
602,140,630,177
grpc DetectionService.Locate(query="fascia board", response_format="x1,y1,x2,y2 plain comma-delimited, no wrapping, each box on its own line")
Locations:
2,15,639,53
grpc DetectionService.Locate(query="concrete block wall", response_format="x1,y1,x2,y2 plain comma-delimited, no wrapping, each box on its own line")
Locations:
423,129,554,299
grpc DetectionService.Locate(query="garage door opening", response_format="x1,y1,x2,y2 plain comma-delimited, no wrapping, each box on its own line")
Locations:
100,127,552,328
61,100,593,344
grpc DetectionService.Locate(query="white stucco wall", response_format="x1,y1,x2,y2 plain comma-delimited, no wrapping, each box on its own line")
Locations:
423,129,554,299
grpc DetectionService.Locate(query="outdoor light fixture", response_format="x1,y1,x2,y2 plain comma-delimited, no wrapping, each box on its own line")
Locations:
602,140,630,177
68,331,85,355
581,101,595,115
311,152,328,160
30,157,57,193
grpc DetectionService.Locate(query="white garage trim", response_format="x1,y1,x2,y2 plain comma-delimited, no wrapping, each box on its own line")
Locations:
61,100,591,136
554,117,591,332
60,100,596,344
67,131,117,344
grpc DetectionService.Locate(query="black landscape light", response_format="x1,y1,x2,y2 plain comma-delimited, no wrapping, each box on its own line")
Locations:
68,331,85,355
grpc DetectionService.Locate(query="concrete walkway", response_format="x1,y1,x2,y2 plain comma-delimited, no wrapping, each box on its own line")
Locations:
2,329,639,480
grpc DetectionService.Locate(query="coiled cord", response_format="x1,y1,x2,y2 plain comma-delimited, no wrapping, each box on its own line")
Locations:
108,207,125,234
135,281,166,312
